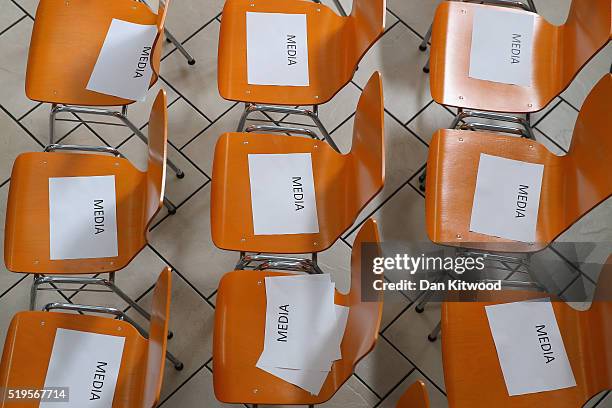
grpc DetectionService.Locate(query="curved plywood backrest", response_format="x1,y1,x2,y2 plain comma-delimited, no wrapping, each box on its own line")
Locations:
560,0,611,84
349,71,385,218
145,89,168,225
562,74,612,228
396,380,430,408
150,0,171,82
340,219,382,367
142,267,172,408
347,0,386,64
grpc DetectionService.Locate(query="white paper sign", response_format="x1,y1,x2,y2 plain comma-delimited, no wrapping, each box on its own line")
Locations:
41,329,126,408
469,7,534,86
470,154,544,242
258,275,336,370
246,12,310,86
49,175,119,260
87,19,158,101
485,300,576,396
248,153,319,235
256,274,348,395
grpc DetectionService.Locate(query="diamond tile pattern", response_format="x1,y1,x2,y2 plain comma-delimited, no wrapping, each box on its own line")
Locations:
0,0,610,407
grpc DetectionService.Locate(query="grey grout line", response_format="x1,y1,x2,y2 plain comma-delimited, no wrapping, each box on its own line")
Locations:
0,104,45,149
179,101,239,151
0,275,27,300
533,126,569,154
404,99,435,127
386,8,427,41
8,0,34,20
350,80,430,148
379,334,447,397
342,162,427,240
531,99,563,128
17,101,42,121
353,373,384,401
159,75,214,124
549,244,597,286
558,95,580,113
158,357,213,406
145,243,216,309
149,180,212,230
371,367,417,408
592,390,611,407
161,12,222,62
0,14,28,37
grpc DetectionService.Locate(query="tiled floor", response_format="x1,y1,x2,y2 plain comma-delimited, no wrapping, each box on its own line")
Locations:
0,0,611,407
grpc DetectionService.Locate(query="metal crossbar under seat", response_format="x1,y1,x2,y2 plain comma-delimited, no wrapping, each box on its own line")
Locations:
236,254,325,275
44,144,177,214
418,107,536,191
419,0,537,73
237,103,341,153
50,104,184,178
43,302,184,370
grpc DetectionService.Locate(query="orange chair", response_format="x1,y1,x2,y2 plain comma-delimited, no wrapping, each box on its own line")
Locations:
425,73,612,253
416,74,611,340
25,0,185,178
396,380,430,408
428,0,611,119
0,267,176,407
213,219,383,405
3,90,179,360
217,0,386,151
440,257,612,407
418,0,536,66
211,71,384,260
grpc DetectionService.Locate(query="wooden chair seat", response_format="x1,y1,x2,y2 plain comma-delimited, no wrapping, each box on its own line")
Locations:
213,219,382,405
217,0,385,105
425,74,612,251
26,0,165,106
429,1,611,112
211,72,384,254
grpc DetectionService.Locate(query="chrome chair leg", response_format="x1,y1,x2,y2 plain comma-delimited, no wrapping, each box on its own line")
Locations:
423,57,430,74
30,274,39,311
165,29,196,65
49,104,185,178
419,24,433,51
428,320,442,342
163,197,177,214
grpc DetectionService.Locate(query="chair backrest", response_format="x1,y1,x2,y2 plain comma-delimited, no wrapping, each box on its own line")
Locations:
396,381,430,408
560,0,611,85
347,71,385,224
150,0,171,83
347,0,386,65
338,219,383,369
144,89,168,225
560,74,612,231
141,267,172,408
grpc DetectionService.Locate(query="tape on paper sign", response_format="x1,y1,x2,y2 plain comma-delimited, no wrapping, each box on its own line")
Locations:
49,175,119,260
470,153,543,242
469,7,535,86
246,12,310,86
248,153,319,235
86,19,158,101
41,329,125,408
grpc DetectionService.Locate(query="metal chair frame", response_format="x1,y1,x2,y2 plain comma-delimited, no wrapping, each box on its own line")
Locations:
42,301,184,370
